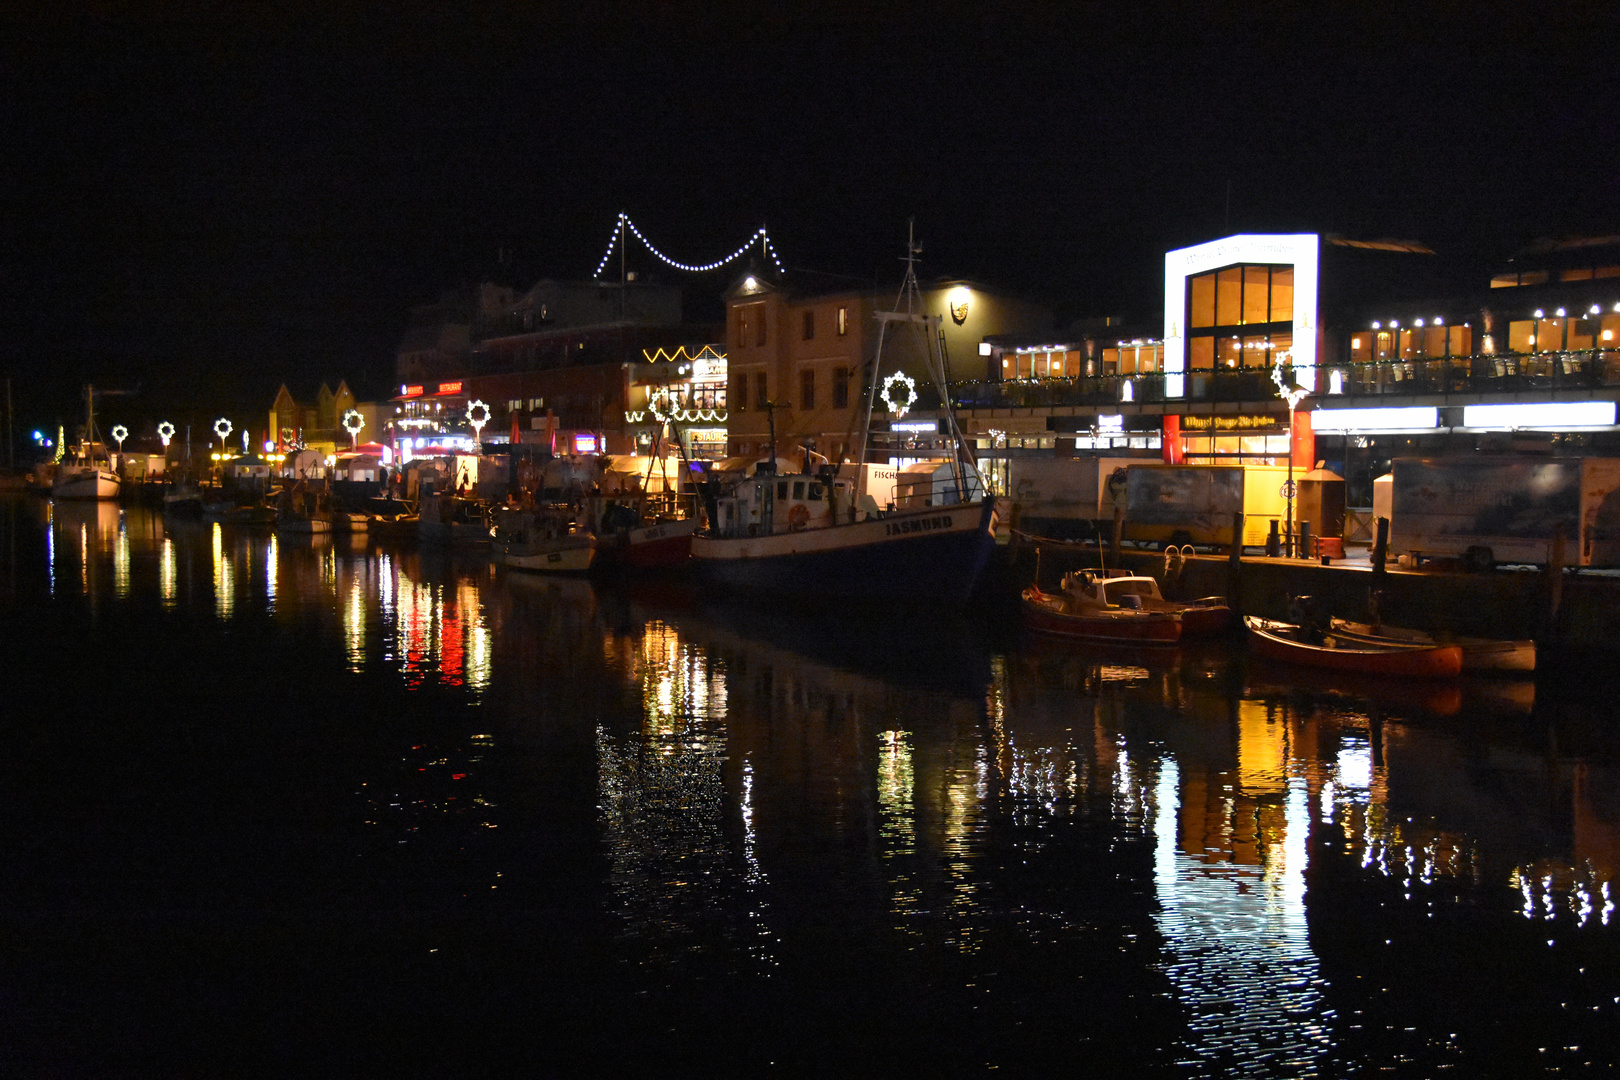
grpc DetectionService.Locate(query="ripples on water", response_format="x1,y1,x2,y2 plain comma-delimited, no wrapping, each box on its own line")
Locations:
3,497,1620,1076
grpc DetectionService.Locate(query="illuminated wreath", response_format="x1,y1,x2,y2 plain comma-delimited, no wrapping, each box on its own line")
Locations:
880,372,917,419
213,418,233,441
647,389,673,423
342,408,365,437
156,421,176,443
466,399,491,427
110,424,128,445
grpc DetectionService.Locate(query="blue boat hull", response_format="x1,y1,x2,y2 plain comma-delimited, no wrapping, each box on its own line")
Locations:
691,499,998,605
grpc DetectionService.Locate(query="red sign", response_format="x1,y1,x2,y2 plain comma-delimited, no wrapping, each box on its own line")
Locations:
402,384,424,398
436,381,463,395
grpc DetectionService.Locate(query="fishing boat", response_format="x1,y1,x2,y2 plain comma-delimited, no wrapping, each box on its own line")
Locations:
1327,619,1536,674
52,386,121,501
1045,569,1231,637
593,514,698,572
492,505,594,573
1244,616,1464,678
689,228,997,606
276,482,333,534
1022,580,1184,644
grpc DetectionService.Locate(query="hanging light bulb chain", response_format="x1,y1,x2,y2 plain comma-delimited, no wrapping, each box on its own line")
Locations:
593,213,785,278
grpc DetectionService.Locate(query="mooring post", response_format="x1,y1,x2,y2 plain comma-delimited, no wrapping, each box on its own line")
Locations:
1546,529,1567,644
1229,511,1244,616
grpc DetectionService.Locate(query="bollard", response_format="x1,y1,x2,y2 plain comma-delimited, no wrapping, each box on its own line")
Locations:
1298,520,1311,560
1266,518,1281,558
1229,511,1244,617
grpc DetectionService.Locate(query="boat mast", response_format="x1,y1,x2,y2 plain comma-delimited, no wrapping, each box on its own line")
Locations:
856,222,984,502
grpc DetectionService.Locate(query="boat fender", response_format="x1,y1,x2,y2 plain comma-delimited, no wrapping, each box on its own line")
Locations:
787,504,810,531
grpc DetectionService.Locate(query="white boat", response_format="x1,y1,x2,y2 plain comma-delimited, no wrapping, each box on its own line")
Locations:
52,386,121,501
492,506,594,572
690,227,996,606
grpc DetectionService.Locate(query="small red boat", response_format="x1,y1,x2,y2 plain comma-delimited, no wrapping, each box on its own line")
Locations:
1021,583,1183,645
1244,616,1464,678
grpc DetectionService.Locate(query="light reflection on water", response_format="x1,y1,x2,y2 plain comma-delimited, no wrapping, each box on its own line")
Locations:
10,498,1620,1072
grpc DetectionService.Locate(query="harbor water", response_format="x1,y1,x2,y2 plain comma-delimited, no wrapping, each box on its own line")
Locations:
3,496,1620,1077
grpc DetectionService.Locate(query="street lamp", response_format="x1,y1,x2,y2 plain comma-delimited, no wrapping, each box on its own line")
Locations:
1273,354,1310,557
110,424,128,454
156,421,175,451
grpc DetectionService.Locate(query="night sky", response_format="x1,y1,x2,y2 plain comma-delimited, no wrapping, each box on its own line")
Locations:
3,2,1616,433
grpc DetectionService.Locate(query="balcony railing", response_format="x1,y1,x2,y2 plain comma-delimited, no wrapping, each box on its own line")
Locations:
950,350,1620,411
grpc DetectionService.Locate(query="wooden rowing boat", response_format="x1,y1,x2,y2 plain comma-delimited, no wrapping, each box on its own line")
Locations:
1328,619,1536,674
1244,616,1464,678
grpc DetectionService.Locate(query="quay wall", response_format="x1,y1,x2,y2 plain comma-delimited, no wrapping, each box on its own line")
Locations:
993,539,1620,656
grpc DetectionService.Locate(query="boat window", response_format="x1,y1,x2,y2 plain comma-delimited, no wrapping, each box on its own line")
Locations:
792,481,805,499
1104,579,1159,600
808,482,823,500
777,481,788,500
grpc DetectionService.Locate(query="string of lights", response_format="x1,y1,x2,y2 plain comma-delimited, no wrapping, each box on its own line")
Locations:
592,212,785,278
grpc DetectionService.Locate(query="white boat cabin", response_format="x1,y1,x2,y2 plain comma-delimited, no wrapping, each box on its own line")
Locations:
710,471,865,539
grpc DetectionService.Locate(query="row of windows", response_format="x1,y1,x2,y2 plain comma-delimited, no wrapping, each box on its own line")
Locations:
1186,332,1294,371
733,367,854,411
1491,266,1620,288
1002,345,1163,380
734,302,852,349
1188,264,1294,329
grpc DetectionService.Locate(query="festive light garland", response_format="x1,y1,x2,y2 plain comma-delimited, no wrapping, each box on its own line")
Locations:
342,409,365,437
625,407,728,425
880,372,917,419
593,212,785,278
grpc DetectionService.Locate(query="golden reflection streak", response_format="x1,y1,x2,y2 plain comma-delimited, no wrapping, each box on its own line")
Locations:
113,510,130,598
160,535,176,608
343,577,365,673
265,533,278,610
212,522,233,619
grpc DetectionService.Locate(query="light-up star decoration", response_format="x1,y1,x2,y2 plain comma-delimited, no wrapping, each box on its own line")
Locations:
156,421,175,449
880,372,917,419
110,425,128,453
466,399,491,441
342,408,365,448
213,417,233,453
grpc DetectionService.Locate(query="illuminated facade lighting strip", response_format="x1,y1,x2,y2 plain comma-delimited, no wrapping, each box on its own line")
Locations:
1163,233,1320,397
593,212,786,278
1311,406,1439,433
1462,401,1617,430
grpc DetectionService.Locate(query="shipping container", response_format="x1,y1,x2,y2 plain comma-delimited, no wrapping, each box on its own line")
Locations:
1004,456,1138,538
1387,456,1620,567
1123,463,1293,548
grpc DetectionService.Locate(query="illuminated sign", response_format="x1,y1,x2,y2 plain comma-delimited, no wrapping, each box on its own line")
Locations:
1462,401,1617,430
402,385,424,398
1311,407,1439,432
891,420,939,433
1163,233,1320,396
1097,414,1124,434
574,433,602,454
436,381,464,395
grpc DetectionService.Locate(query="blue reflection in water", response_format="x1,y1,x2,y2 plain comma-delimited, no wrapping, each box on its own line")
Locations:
1152,757,1333,1076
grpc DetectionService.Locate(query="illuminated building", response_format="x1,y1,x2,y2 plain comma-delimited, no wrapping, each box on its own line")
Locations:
952,233,1620,507
722,268,1051,462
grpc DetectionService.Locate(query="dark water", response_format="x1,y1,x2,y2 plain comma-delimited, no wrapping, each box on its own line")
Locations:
4,496,1620,1077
